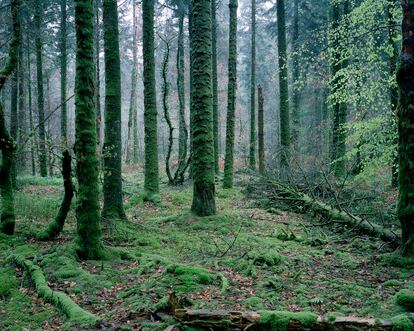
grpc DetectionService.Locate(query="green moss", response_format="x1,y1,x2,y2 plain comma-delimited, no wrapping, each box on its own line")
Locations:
396,290,414,311
250,251,283,266
382,254,414,268
383,279,403,287
244,296,264,310
167,264,214,287
391,314,414,331
0,267,18,297
258,311,317,330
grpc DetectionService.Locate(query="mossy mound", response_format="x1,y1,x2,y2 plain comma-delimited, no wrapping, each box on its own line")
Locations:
0,267,18,298
249,251,284,267
391,314,414,331
258,310,318,330
396,290,414,312
166,264,215,289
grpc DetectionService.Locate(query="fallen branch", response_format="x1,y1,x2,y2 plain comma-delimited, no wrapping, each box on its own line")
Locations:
247,178,399,247
174,308,403,330
9,254,100,327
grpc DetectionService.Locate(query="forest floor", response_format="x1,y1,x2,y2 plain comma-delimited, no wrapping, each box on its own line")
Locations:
0,168,413,330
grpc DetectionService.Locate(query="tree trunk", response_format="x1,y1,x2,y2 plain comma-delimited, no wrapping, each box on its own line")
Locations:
10,55,18,187
35,0,47,177
37,150,74,240
249,0,256,170
74,0,103,259
18,34,26,173
223,0,238,189
102,0,126,221
94,0,102,153
291,0,300,154
177,12,188,182
277,0,290,172
397,0,414,256
258,85,264,174
387,0,399,188
142,0,160,200
190,0,216,216
212,0,219,175
60,0,68,146
26,33,36,176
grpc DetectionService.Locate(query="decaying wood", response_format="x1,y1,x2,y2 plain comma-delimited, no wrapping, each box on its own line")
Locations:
247,178,399,247
174,308,395,330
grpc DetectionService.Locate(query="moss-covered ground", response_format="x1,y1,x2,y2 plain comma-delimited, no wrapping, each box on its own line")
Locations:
1,170,414,330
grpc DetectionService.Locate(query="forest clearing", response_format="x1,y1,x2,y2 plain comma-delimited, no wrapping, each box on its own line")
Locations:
1,0,414,329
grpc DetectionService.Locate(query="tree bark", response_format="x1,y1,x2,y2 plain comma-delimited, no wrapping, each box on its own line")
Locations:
74,0,104,259
258,85,264,174
249,0,256,170
142,0,160,200
212,0,219,175
190,0,216,216
102,0,126,221
60,0,68,146
291,0,300,154
223,0,238,189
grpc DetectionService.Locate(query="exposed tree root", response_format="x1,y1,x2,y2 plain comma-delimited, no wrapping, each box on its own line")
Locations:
247,178,399,247
174,308,407,330
9,254,100,327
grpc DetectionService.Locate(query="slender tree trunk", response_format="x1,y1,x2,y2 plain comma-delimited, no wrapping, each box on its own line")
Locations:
142,0,160,200
27,34,36,176
10,57,18,187
177,12,188,181
132,3,139,165
223,0,238,189
249,0,256,170
212,0,219,174
388,0,399,188
291,0,300,154
190,0,216,216
0,0,20,235
188,1,193,179
18,35,26,173
60,0,68,146
102,0,126,221
126,0,138,165
277,0,290,172
94,0,102,153
397,0,414,256
74,0,103,259
258,85,264,174
330,1,347,177
35,0,47,177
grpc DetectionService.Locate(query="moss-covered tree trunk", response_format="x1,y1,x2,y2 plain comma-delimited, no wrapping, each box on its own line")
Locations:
101,0,125,221
126,0,138,165
249,0,256,170
223,0,238,189
61,0,68,146
35,0,48,177
258,85,265,174
388,0,399,188
291,0,300,154
142,0,160,200
10,57,18,188
18,36,26,172
330,1,347,177
94,0,102,152
397,0,414,256
211,0,219,175
74,0,103,259
177,12,188,181
190,0,216,215
277,0,290,172
0,0,20,235
27,35,36,176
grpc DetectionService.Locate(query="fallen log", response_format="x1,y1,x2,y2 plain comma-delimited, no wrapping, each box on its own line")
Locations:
9,254,100,327
174,308,412,330
247,179,399,247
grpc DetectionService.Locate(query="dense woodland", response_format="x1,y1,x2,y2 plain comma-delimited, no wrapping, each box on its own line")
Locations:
1,0,414,329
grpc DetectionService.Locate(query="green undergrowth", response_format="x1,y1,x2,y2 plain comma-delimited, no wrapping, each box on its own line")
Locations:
1,173,413,330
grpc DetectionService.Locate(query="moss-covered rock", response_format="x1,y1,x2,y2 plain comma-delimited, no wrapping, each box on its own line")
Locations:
391,314,414,331
396,290,414,311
